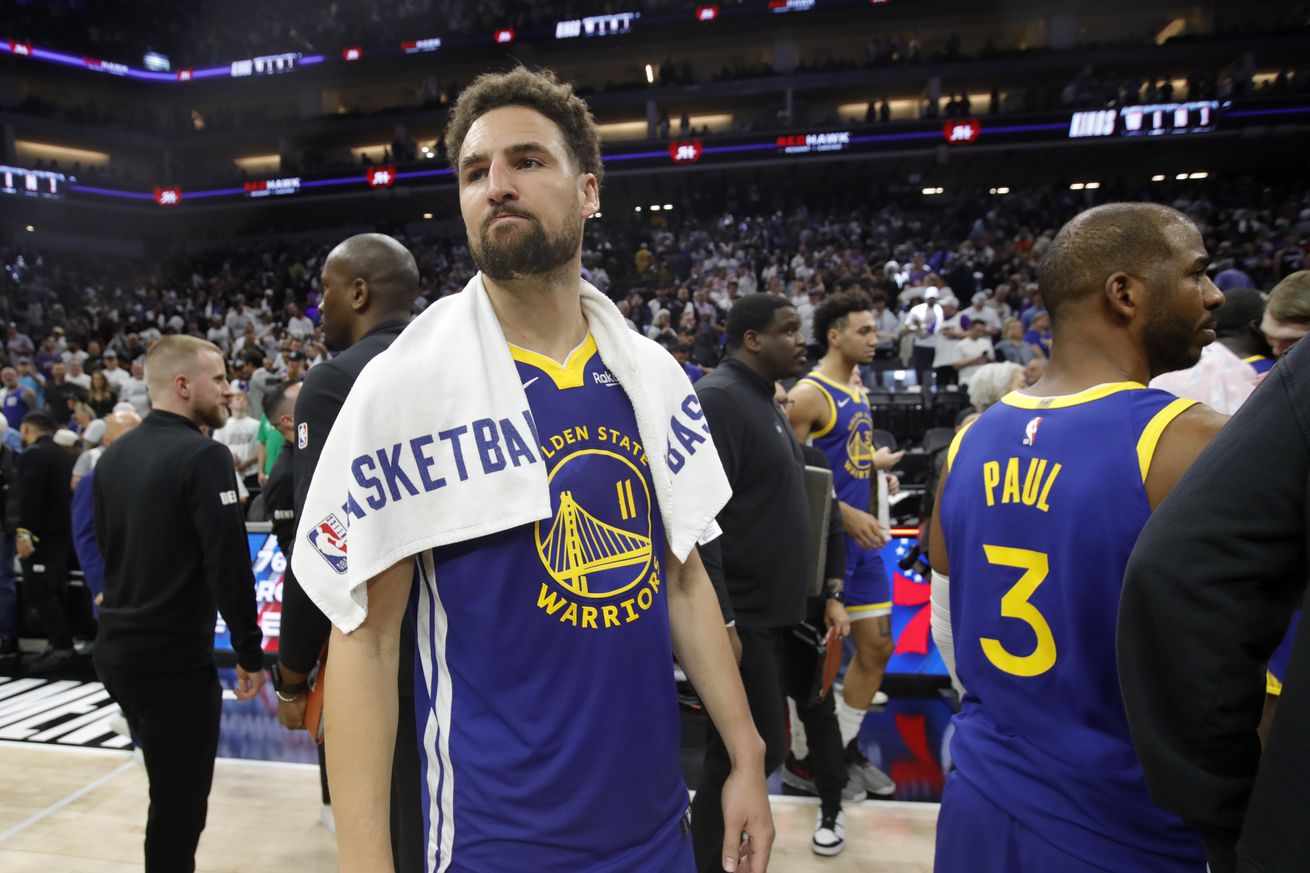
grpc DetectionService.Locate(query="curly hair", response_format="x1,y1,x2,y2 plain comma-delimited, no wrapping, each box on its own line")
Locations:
444,67,604,185
812,289,873,348
966,361,1023,411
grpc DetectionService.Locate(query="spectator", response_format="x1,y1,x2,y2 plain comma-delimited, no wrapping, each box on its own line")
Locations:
119,359,151,416
1261,270,1310,357
1,366,38,430
66,358,91,390
0,418,17,659
285,303,314,340
70,410,141,615
964,361,1024,411
1023,355,1048,386
952,318,996,384
6,324,34,359
932,295,965,387
995,318,1040,364
211,391,261,491
1024,310,1053,358
100,349,130,391
87,370,119,417
903,287,943,386
14,411,77,672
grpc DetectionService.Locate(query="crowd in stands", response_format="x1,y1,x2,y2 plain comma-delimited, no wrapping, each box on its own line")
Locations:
1,176,1306,478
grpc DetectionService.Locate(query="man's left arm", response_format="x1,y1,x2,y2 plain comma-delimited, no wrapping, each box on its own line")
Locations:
666,545,773,873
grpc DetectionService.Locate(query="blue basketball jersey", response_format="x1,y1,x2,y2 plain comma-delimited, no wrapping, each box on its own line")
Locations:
1245,354,1276,375
940,382,1206,871
798,370,874,510
411,336,690,873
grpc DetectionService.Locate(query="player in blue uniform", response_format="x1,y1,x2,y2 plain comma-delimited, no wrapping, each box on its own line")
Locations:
928,202,1228,872
788,289,903,798
1244,353,1276,375
323,69,773,873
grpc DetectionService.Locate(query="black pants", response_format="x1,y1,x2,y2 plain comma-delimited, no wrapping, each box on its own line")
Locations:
392,690,423,873
21,537,72,649
691,627,788,873
790,673,847,817
911,345,936,388
96,662,222,873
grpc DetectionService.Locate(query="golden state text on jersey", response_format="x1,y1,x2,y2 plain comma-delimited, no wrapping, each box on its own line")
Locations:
408,335,708,873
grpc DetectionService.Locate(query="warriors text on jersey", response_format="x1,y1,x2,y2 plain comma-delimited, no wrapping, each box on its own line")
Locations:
410,335,691,873
938,382,1207,871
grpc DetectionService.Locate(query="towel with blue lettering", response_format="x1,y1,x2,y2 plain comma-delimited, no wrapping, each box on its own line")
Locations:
291,273,731,633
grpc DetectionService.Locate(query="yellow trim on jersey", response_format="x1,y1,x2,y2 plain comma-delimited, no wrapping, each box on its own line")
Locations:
1001,381,1146,410
508,335,597,390
1267,670,1284,696
847,601,893,613
1243,354,1270,365
799,374,839,439
806,369,864,404
1136,398,1197,483
945,418,977,473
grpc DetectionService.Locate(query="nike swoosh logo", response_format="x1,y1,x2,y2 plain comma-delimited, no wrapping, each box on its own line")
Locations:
837,398,850,407
522,376,540,389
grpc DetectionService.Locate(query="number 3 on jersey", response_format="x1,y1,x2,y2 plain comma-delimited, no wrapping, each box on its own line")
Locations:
980,545,1057,677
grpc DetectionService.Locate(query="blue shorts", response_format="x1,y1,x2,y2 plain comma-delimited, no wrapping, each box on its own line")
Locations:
935,772,1205,873
844,537,891,620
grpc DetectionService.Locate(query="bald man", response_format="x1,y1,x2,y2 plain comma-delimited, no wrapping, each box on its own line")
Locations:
71,410,142,615
928,203,1227,873
274,233,421,869
93,335,266,873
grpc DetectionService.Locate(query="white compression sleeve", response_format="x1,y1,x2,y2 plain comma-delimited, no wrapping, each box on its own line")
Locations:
931,570,964,695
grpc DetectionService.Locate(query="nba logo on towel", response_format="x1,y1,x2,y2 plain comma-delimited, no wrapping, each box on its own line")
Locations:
308,513,349,573
297,422,309,449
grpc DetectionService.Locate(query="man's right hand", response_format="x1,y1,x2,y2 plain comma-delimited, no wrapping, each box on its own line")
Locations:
278,693,308,730
843,505,889,550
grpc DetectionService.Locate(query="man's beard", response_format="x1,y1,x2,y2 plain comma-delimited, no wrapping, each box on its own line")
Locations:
1143,290,1210,377
471,206,582,281
197,402,228,430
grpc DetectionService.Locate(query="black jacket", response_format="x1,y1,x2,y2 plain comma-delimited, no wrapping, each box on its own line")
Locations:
263,442,296,555
93,410,264,672
695,356,810,628
1119,336,1310,873
280,320,408,674
16,435,74,541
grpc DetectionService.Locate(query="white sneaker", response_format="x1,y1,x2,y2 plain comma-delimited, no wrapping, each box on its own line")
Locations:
871,690,889,706
812,810,846,856
320,804,336,833
108,707,130,739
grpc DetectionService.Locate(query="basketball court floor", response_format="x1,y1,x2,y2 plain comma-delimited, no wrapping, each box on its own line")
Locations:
0,667,946,871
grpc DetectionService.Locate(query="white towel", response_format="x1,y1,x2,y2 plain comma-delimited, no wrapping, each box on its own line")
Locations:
291,273,732,633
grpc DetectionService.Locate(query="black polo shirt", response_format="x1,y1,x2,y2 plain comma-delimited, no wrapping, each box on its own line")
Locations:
280,320,409,675
93,409,263,672
695,356,810,628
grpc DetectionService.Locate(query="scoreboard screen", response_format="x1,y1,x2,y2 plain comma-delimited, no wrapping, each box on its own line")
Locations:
1,165,66,199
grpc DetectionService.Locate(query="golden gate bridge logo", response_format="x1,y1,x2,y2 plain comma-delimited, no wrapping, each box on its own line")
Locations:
845,411,874,472
535,449,653,599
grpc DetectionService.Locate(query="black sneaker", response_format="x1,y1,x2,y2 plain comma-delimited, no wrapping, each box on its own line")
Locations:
26,647,77,674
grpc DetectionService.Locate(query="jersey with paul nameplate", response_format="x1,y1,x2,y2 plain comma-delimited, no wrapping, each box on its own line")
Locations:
940,382,1207,871
410,335,694,873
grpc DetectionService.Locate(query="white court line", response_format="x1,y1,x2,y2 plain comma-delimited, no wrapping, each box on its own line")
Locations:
0,738,131,758
0,758,135,844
